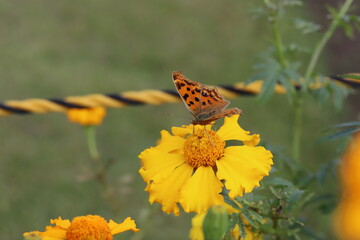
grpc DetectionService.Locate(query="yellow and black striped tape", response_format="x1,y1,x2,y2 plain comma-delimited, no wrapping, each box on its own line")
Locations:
0,74,358,117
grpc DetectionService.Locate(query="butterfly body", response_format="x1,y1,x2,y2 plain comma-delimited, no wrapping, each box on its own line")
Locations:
172,71,242,125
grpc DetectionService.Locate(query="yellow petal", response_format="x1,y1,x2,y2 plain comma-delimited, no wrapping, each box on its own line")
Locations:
180,166,224,214
50,217,71,229
148,163,193,215
189,213,206,240
156,130,185,152
109,217,139,235
23,231,42,240
217,146,273,198
41,226,67,240
243,134,260,147
138,148,184,183
216,115,260,146
172,125,193,137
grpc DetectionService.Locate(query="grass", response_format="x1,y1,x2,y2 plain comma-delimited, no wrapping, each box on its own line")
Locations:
0,1,354,239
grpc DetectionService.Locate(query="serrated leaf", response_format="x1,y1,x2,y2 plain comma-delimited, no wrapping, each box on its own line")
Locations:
269,186,282,199
228,213,240,232
278,74,295,101
247,208,263,223
258,73,278,102
224,197,242,211
247,71,269,83
294,18,321,34
237,216,247,240
285,189,305,211
240,208,260,228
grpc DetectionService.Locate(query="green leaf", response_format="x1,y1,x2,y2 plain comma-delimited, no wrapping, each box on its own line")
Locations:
240,207,260,228
327,121,360,129
339,73,360,80
266,177,294,187
320,127,360,141
269,186,282,199
281,0,302,7
258,72,278,102
340,20,354,38
284,189,305,211
228,213,239,231
224,197,242,211
316,158,339,185
332,82,349,110
294,18,321,34
237,216,247,240
247,208,263,223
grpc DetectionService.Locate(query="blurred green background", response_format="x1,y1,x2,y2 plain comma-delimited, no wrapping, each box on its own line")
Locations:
0,1,359,239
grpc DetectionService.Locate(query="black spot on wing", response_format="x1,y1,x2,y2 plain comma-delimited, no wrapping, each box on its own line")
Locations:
189,101,194,105
202,102,206,106
207,100,212,105
183,94,189,101
202,92,208,97
195,97,199,102
175,82,183,90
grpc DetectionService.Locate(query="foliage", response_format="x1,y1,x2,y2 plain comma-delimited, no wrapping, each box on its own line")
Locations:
203,0,359,239
0,0,358,239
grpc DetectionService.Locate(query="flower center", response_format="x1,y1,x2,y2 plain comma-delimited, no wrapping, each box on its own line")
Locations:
183,129,225,168
66,215,112,240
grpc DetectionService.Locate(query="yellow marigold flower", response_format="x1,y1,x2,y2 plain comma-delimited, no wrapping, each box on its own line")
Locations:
139,115,273,215
190,204,262,240
334,131,360,240
67,107,106,126
23,215,139,240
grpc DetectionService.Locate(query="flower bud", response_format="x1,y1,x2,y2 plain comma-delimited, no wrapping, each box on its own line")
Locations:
203,205,230,240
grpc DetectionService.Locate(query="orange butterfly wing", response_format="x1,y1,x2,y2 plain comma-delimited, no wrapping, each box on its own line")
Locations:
172,71,242,125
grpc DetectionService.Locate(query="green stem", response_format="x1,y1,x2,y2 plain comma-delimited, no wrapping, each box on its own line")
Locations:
272,18,287,68
86,126,100,162
304,0,354,84
292,94,303,163
85,126,119,214
293,0,353,162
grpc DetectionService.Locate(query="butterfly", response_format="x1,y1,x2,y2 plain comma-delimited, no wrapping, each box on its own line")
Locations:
172,71,242,125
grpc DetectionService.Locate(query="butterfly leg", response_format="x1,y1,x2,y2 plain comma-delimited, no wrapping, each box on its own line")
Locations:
203,125,215,145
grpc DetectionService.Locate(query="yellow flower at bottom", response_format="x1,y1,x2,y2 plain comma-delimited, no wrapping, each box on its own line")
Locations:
334,131,360,240
23,215,139,240
139,115,273,215
67,107,106,126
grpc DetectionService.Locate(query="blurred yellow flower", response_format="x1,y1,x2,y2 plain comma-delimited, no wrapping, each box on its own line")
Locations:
334,131,360,240
139,115,273,215
190,204,262,240
23,215,139,240
67,107,106,126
